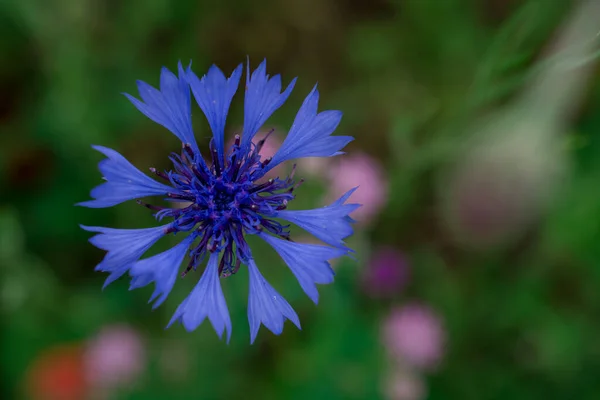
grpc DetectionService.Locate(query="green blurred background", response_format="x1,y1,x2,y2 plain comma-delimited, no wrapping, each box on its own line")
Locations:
2,0,600,399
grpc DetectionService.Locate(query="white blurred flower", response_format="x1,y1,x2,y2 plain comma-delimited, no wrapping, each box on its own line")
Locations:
438,0,600,249
383,368,427,400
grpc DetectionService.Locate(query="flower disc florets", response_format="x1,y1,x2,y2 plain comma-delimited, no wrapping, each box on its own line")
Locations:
147,132,300,279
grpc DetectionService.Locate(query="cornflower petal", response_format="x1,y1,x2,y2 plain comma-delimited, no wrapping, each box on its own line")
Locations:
262,86,353,175
124,62,199,153
259,233,345,304
77,146,174,208
129,234,195,309
247,258,300,343
240,59,297,153
167,252,232,342
81,224,168,288
187,64,243,160
276,188,360,249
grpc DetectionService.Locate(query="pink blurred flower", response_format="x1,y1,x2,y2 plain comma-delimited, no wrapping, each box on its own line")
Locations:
382,303,445,371
362,247,409,298
383,369,427,400
83,324,145,391
326,152,387,225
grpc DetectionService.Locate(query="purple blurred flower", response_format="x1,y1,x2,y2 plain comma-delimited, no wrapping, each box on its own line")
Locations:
327,152,387,225
362,247,409,298
382,303,445,371
83,324,145,390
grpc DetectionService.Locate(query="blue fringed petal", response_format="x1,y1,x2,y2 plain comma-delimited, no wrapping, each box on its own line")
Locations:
259,233,345,304
167,252,232,342
240,59,296,153
77,146,175,208
276,188,360,249
247,258,300,343
129,234,195,309
187,63,243,160
124,62,199,153
81,224,168,288
262,86,353,175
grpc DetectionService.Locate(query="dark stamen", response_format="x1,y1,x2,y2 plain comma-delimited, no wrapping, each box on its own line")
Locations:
182,143,195,163
227,135,242,179
289,178,305,193
231,159,243,181
261,157,272,168
288,164,297,181
218,255,226,276
181,257,196,277
149,167,170,181
249,178,274,194
231,259,241,275
191,164,209,183
275,199,288,210
167,192,195,201
255,128,275,154
207,240,217,252
209,139,222,177
136,200,165,211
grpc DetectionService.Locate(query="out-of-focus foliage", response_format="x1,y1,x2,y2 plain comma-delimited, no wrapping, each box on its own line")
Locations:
1,0,600,399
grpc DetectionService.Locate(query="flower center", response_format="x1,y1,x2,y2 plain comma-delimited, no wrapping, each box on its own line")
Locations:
139,132,303,279
214,188,234,210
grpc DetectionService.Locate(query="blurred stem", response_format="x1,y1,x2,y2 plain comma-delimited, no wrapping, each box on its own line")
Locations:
466,0,542,106
518,0,600,125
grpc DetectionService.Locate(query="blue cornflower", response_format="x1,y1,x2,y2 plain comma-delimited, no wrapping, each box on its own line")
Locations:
79,60,359,343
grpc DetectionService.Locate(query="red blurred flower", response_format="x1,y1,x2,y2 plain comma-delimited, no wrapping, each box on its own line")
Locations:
25,343,88,400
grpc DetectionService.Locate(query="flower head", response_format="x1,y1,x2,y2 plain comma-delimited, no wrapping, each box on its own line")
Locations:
79,59,358,343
